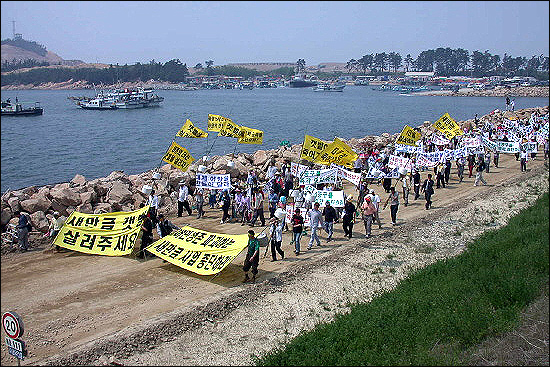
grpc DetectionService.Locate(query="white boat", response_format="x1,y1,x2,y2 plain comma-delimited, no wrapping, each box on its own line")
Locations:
313,83,345,92
74,87,164,110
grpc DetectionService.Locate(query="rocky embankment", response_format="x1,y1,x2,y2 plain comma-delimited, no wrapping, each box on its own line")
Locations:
415,86,549,98
1,106,548,253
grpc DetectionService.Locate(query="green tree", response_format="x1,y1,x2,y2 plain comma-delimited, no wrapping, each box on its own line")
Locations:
404,54,414,72
358,54,374,73
373,52,387,72
388,52,402,72
296,58,306,73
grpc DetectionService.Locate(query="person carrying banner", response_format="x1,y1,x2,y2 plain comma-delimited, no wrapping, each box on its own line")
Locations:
474,157,487,186
269,217,285,262
307,202,324,250
177,182,193,217
291,208,305,255
148,189,159,225
322,200,337,242
421,174,435,210
361,196,377,238
243,229,260,283
137,206,154,259
48,211,64,252
342,195,356,239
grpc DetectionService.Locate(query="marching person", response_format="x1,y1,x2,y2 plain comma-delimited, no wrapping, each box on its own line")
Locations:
474,157,487,186
412,169,421,200
48,211,64,252
250,187,266,227
493,151,500,167
361,196,377,238
322,200,337,242
269,217,285,262
220,189,232,224
342,194,356,239
484,151,491,173
291,208,304,255
435,163,445,189
421,173,435,210
383,186,399,226
242,229,260,283
148,189,159,225
444,159,452,184
456,156,465,183
520,149,528,172
369,189,382,229
138,205,154,259
194,188,205,218
401,174,410,207
307,202,324,250
177,181,192,217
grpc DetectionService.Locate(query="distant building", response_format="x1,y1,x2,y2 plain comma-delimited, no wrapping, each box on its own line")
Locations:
404,72,435,83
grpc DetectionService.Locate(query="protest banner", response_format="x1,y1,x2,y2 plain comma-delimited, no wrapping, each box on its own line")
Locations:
316,138,358,168
299,168,338,185
416,151,445,167
387,155,413,170
522,141,538,153
218,118,242,138
330,164,361,186
395,142,423,154
314,190,345,207
290,162,308,178
207,114,232,132
145,226,249,276
196,173,231,190
176,119,208,138
433,112,464,139
481,136,498,152
300,135,329,162
52,206,149,256
496,141,521,153
461,136,482,148
432,134,450,146
395,125,422,146
162,142,195,171
238,126,264,144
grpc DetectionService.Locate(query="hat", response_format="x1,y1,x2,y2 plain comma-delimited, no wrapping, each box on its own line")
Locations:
365,196,371,202
347,194,353,200
370,189,375,194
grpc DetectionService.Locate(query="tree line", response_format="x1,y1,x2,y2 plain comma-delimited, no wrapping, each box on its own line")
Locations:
345,48,549,78
1,58,50,72
1,37,48,56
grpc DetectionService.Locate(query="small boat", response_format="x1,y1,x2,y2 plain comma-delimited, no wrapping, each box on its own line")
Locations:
1,99,43,116
72,87,164,110
313,83,345,92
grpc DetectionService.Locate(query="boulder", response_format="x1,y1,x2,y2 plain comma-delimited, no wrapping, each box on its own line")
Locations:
50,200,69,217
7,197,21,212
107,181,133,205
106,170,130,184
132,193,146,208
21,195,51,213
50,187,82,207
253,150,269,166
70,174,87,187
1,207,13,226
212,156,229,171
29,211,49,233
76,202,93,214
80,191,97,205
93,202,112,214
22,186,38,196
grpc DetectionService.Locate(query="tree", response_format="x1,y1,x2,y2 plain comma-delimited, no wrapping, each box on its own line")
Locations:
404,54,414,72
388,52,402,72
415,50,435,72
296,58,306,73
358,54,374,73
346,59,357,73
373,52,387,72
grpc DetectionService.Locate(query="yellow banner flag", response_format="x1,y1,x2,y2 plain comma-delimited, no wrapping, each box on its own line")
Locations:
395,125,422,146
145,226,249,275
218,118,242,138
300,135,329,162
162,141,195,171
238,126,264,144
316,137,358,168
176,119,208,138
433,113,464,140
52,206,150,256
208,114,232,132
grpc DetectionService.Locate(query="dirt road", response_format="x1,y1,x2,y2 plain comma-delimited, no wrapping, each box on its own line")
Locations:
1,152,548,366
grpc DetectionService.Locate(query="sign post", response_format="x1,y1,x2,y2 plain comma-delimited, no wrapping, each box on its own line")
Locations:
3,311,27,364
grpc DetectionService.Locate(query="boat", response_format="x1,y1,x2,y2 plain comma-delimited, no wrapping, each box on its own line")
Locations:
1,99,43,116
313,83,345,92
289,75,318,88
73,87,164,110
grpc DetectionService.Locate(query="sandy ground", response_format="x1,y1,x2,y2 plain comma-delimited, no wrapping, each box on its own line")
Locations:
1,152,548,366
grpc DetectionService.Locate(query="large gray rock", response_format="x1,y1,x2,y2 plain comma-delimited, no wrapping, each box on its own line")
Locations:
1,207,13,226
80,191,97,205
93,202,112,214
50,200,69,217
50,187,82,207
20,194,51,213
29,211,48,233
106,170,130,184
76,202,93,214
7,197,21,212
70,174,87,187
107,181,133,205
253,150,269,166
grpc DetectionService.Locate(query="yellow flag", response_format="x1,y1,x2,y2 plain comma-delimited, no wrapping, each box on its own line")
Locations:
433,113,464,140
162,141,195,171
238,126,264,144
395,125,422,146
300,135,329,162
52,206,150,256
316,137,358,168
208,114,232,132
146,226,249,275
176,119,208,138
218,118,242,138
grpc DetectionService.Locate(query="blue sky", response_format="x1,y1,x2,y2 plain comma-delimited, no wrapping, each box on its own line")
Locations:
1,1,548,66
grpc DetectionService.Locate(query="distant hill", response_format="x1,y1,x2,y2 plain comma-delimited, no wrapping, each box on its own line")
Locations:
1,37,84,67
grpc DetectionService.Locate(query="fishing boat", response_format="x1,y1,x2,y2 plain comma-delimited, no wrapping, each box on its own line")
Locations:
313,83,345,92
73,87,164,110
1,99,43,116
289,74,318,88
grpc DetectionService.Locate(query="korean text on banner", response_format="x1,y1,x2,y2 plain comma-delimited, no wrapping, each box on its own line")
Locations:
330,164,361,186
162,142,195,171
145,226,249,275
207,114,232,132
238,126,264,144
300,135,329,162
316,138,358,168
290,162,308,178
196,173,231,190
433,113,464,139
299,168,338,185
395,125,422,146
314,190,345,207
52,206,149,256
176,119,208,138
218,119,242,138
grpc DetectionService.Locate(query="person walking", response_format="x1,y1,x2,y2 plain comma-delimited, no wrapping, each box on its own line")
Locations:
484,151,491,173
342,195,356,239
220,189,231,224
361,196,377,238
194,188,205,218
456,156,465,183
383,187,399,226
493,151,500,167
307,202,323,250
401,174,410,207
421,174,435,210
268,190,278,218
48,211,64,252
242,230,260,283
269,217,285,262
467,154,475,178
148,189,159,225
412,169,421,200
322,201,337,242
177,182,192,217
370,189,382,229
291,208,304,255
474,157,487,186
435,163,446,188
14,211,31,252
444,159,452,185
520,149,528,172
250,187,265,227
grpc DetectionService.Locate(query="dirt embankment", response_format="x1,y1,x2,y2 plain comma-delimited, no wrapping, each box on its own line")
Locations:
1,152,548,366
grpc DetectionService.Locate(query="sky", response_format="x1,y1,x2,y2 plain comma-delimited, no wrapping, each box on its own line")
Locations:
1,1,548,66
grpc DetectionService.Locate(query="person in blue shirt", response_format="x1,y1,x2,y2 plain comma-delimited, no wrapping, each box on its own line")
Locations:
14,211,31,252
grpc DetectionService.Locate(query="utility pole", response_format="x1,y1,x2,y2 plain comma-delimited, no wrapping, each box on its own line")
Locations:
12,20,16,38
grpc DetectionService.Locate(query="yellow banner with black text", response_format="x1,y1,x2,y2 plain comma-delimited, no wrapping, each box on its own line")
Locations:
176,119,208,138
162,142,195,171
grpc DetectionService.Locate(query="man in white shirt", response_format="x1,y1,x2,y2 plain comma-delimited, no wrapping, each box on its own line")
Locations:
520,149,528,172
148,189,159,224
178,182,192,217
307,202,324,250
370,189,382,229
250,187,265,227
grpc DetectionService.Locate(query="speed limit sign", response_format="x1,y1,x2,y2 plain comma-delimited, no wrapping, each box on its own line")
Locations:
2,312,24,339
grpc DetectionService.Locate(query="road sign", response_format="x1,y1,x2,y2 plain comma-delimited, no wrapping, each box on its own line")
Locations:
5,337,25,352
2,312,24,339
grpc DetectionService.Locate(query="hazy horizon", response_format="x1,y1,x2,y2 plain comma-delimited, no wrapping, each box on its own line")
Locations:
1,1,548,66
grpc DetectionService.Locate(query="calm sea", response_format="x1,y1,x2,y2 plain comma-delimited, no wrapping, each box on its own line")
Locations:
1,87,548,193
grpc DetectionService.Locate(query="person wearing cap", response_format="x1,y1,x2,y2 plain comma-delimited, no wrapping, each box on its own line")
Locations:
370,189,382,229
291,208,305,255
177,182,192,217
269,216,285,261
243,229,260,283
342,195,356,239
361,196,377,238
48,211,65,252
194,188,205,218
307,202,324,250
322,200,337,242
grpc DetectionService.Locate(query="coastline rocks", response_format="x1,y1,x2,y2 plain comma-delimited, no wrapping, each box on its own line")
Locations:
107,182,134,205
70,174,87,187
253,150,269,166
29,211,48,232
1,208,13,226
50,186,82,207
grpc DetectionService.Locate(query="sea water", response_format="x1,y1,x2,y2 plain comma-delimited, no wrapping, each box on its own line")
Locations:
1,87,548,192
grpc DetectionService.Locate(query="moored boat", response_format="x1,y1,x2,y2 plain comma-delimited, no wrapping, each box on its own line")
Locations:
1,99,43,116
313,83,345,92
72,87,164,110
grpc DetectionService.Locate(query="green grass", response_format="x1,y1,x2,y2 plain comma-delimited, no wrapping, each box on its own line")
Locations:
255,192,549,366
